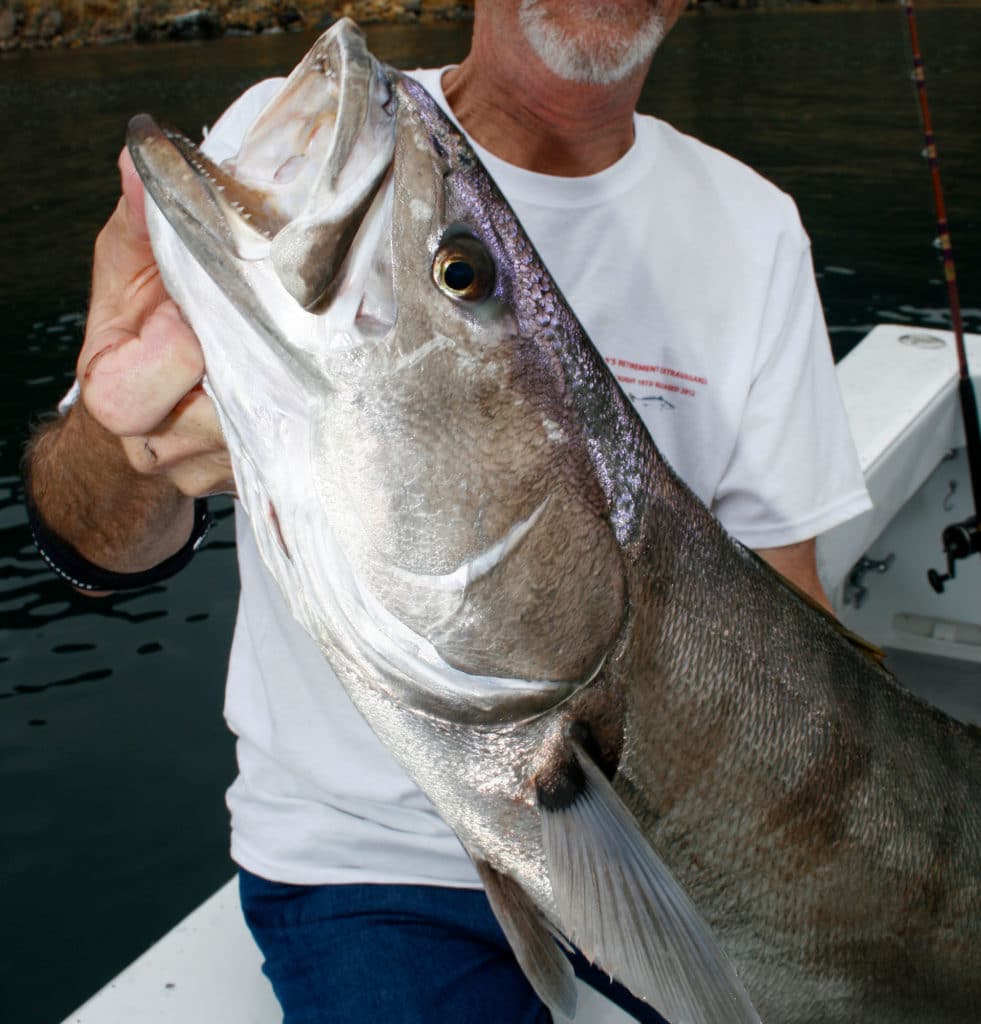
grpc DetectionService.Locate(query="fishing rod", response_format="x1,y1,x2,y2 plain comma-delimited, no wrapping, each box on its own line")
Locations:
901,0,981,593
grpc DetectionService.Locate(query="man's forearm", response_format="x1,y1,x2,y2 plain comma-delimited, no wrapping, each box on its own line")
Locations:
756,538,833,614
24,399,194,576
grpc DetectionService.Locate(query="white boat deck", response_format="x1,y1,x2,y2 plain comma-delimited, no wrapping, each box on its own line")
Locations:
62,880,278,1024
61,878,632,1024
62,325,980,1024
821,326,981,670
818,324,981,593
883,647,980,726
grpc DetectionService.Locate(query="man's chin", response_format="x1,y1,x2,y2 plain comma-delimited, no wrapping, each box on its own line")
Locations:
517,1,667,86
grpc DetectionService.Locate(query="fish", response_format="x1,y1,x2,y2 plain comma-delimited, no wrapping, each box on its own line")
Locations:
126,19,981,1024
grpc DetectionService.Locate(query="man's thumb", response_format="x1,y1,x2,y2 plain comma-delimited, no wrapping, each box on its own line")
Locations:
117,147,149,239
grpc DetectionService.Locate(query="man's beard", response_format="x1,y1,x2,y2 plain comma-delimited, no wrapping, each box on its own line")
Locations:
518,0,667,86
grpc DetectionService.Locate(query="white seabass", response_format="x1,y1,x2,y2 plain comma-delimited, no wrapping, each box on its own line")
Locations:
128,21,781,1023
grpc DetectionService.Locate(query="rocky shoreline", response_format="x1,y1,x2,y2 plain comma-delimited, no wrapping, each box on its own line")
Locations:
0,0,932,54
0,1,475,52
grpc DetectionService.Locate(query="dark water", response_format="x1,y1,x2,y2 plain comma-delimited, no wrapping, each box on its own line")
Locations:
1,10,979,1022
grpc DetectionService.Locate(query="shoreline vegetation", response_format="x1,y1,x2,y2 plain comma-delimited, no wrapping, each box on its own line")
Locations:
0,0,966,54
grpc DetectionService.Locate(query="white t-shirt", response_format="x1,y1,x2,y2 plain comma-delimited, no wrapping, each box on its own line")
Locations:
202,70,871,887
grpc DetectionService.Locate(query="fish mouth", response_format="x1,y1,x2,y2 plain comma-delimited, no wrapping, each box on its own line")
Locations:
126,17,397,313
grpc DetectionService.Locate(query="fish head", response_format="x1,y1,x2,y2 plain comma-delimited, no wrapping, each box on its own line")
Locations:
127,20,627,726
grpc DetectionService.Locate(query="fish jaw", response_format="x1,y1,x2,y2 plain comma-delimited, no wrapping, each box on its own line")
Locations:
127,17,397,318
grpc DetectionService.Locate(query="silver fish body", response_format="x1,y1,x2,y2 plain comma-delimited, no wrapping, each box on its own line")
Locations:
127,20,981,1024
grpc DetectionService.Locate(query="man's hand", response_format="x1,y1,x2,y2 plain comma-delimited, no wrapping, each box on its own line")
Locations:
24,149,233,582
79,148,233,498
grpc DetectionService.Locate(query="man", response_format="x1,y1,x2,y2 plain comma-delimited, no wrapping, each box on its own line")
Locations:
23,2,871,1021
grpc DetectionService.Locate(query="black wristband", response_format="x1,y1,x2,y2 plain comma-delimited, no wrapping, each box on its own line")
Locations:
25,494,214,593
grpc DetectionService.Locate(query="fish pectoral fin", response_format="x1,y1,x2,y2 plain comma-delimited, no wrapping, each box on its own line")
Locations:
540,736,761,1024
474,859,577,1019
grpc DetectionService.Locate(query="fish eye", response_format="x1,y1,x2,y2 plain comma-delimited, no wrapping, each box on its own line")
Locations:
433,235,495,303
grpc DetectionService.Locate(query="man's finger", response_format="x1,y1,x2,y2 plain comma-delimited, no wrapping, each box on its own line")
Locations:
118,148,148,238
86,149,156,324
82,300,205,436
119,390,236,497
157,386,228,458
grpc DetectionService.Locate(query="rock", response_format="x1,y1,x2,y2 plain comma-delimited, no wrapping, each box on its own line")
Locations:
38,8,63,40
0,7,20,42
168,8,222,41
276,6,302,28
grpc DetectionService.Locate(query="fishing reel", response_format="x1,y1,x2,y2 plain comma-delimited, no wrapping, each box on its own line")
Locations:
927,515,981,593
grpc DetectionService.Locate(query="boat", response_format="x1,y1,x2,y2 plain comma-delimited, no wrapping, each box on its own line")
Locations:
60,322,980,1024
820,324,981,721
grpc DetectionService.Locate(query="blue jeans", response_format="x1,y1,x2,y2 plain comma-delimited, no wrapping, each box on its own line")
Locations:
239,870,668,1023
